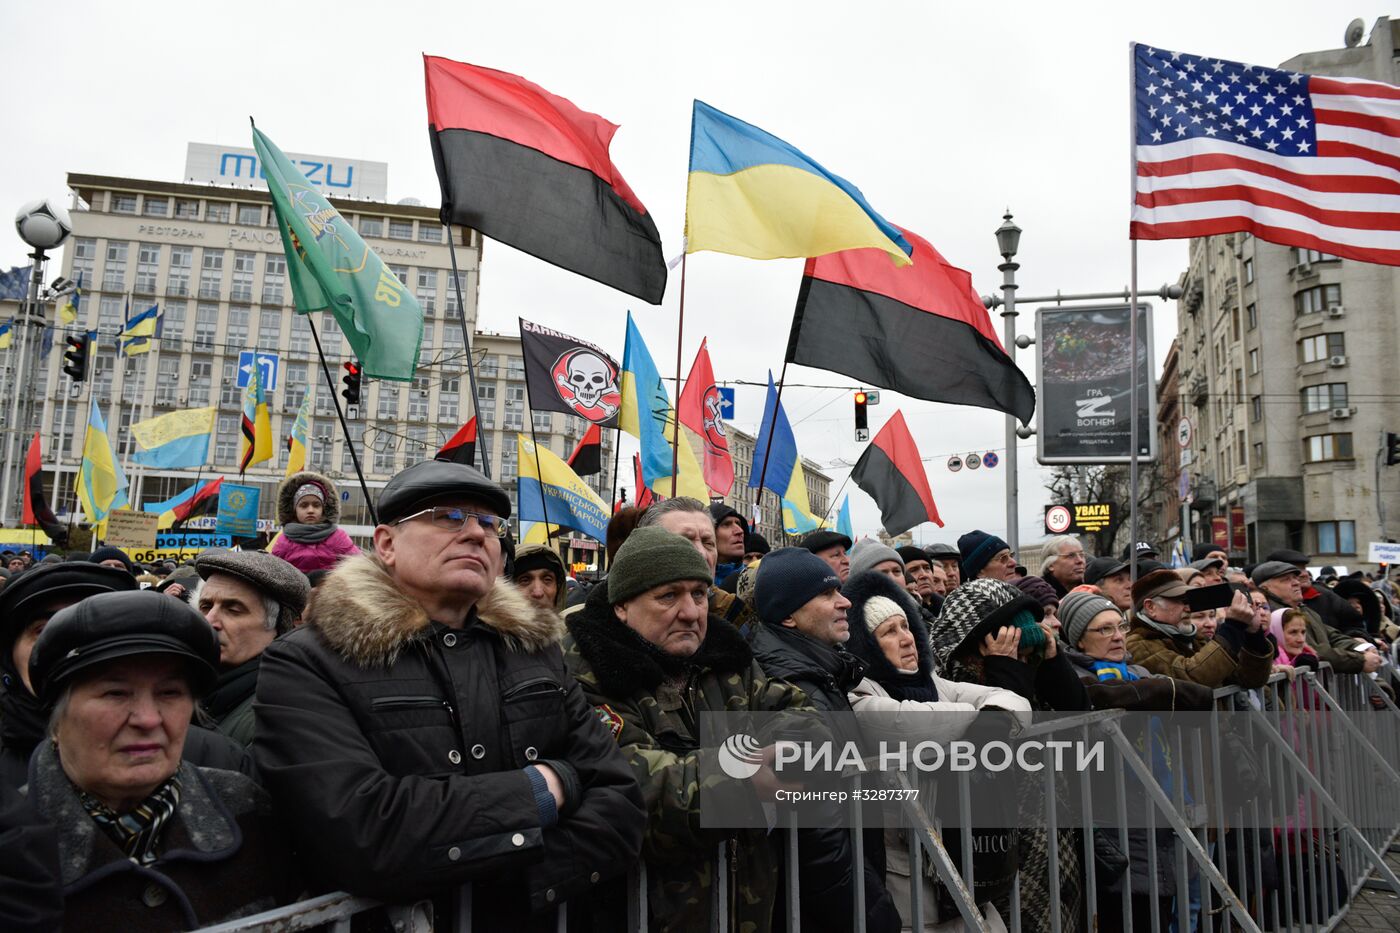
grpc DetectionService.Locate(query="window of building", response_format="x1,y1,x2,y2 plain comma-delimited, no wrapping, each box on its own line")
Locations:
505,383,525,404
477,382,496,405
1295,284,1342,315
231,251,256,302
167,246,192,297
71,237,96,282
1300,383,1348,413
532,411,552,433
1237,430,1246,467
220,360,241,407
408,376,430,418
1303,433,1353,463
415,269,437,312
215,415,238,464
1246,302,1257,331
418,224,442,243
98,296,124,333
500,445,518,482
1253,442,1265,468
421,322,435,356
445,271,466,312
1247,349,1259,375
388,264,409,286
373,433,397,472
479,408,496,429
343,422,365,471
161,301,186,342
111,194,137,214
319,313,342,356
133,243,161,295
1243,258,1253,283
1312,520,1356,555
155,356,181,405
236,204,262,226
194,304,219,351
1231,306,1241,340
205,202,231,223
284,362,308,412
289,313,311,355
103,241,129,291
258,309,283,350
175,199,199,220
1234,368,1244,399
506,357,525,381
358,217,383,238
226,307,250,347
439,377,459,422
441,324,462,351
199,250,224,299
189,360,213,405
388,220,414,240
121,356,144,404
142,197,169,217
310,426,331,470
1251,395,1262,422
377,384,399,420
262,254,286,305
1293,247,1339,265
1298,333,1345,363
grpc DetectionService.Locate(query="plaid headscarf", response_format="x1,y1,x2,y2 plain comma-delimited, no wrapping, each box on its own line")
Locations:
77,770,182,865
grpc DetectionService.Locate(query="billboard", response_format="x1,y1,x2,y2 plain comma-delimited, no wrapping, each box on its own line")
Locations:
1035,303,1156,464
184,142,388,201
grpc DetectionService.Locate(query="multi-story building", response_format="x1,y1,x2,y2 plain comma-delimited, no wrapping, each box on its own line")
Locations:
721,424,831,545
1170,19,1400,567
1148,339,1187,553
9,160,606,543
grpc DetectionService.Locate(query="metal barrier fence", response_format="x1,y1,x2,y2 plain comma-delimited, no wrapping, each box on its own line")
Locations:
198,666,1400,933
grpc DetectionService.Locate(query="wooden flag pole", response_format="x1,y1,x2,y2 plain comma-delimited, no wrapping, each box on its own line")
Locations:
524,420,555,544
307,314,378,526
445,227,492,480
752,359,791,544
669,253,689,498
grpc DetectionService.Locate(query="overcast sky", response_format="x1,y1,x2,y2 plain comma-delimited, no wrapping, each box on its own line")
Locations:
0,2,1384,548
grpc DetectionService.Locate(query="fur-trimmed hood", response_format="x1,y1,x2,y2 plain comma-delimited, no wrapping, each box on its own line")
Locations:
566,577,753,697
277,470,340,525
305,554,564,667
841,569,936,684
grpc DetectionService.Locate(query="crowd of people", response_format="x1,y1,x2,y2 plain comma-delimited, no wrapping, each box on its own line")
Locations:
0,461,1395,932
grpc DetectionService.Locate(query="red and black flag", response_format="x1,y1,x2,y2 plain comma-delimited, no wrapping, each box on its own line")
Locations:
425,56,667,304
21,431,67,546
850,410,942,536
787,226,1035,424
519,318,622,428
171,477,223,528
566,423,602,477
437,416,478,466
632,453,658,510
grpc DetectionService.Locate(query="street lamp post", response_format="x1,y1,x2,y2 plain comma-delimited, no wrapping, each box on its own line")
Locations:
995,211,1023,553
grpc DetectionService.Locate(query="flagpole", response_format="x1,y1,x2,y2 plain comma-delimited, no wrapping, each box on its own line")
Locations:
307,315,378,526
526,420,555,543
1127,40,1141,583
820,473,852,527
175,459,209,564
71,394,94,545
444,226,492,480
668,254,691,498
608,427,623,516
753,359,790,545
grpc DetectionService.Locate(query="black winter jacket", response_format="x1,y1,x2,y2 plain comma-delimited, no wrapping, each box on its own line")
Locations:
252,555,644,928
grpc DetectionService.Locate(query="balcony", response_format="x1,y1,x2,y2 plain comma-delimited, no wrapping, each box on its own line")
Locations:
1189,373,1209,407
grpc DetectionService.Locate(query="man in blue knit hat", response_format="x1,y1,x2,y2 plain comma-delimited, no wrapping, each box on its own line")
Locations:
957,530,1016,583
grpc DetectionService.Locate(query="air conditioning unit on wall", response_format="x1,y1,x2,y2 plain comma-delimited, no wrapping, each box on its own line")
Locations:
1330,407,1354,419
1328,355,1348,368
1325,305,1346,319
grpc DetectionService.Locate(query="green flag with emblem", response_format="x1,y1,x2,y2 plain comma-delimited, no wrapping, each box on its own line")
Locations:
252,123,423,381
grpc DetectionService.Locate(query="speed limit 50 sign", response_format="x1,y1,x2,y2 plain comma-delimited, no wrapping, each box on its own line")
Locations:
1045,505,1073,534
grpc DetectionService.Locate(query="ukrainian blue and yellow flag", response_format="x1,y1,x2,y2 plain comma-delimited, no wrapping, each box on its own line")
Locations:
284,388,313,477
517,434,611,542
836,494,854,541
239,358,273,474
130,406,215,468
59,272,83,325
749,372,819,532
0,323,11,351
119,303,160,356
685,100,912,267
76,396,129,525
618,312,708,499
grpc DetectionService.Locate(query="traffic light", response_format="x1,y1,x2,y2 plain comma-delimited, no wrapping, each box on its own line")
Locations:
341,360,362,406
62,333,89,381
854,391,869,431
1387,432,1400,466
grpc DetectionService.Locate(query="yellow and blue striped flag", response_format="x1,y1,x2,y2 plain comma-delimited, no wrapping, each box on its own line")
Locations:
119,303,160,356
239,355,273,474
0,323,11,351
284,386,313,477
59,272,82,325
76,396,129,524
618,312,708,500
685,101,912,267
130,406,215,468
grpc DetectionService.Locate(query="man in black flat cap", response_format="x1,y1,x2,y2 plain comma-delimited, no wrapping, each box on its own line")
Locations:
799,529,853,583
0,563,252,789
253,459,643,929
192,549,311,746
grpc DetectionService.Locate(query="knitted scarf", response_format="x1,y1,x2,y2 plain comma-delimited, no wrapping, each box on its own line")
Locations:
282,521,337,544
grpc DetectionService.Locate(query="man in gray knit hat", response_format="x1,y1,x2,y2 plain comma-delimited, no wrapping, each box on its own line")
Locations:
847,539,905,586
193,549,311,745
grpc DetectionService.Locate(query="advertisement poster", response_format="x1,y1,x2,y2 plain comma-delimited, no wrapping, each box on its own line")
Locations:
1036,304,1156,464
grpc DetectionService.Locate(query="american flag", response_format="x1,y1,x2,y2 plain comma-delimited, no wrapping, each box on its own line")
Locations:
1130,43,1400,266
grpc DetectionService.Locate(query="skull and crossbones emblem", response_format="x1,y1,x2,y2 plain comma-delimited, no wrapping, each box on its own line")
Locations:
551,349,621,423
701,385,728,455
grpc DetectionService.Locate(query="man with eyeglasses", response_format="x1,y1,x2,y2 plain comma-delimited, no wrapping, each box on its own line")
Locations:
253,459,644,927
1123,569,1273,689
957,530,1016,582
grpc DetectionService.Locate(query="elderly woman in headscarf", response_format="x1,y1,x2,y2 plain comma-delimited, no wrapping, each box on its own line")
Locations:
23,590,302,930
843,569,1030,931
930,578,1090,933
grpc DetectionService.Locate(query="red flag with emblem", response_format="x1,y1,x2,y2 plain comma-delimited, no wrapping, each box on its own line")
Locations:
677,338,734,495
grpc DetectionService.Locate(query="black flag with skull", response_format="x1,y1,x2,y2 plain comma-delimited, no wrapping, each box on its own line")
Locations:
518,317,622,429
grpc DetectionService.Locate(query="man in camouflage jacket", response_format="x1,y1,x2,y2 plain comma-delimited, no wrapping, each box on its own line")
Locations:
563,527,859,933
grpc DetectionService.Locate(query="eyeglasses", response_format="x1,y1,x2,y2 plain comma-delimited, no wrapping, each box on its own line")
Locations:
394,506,509,538
1086,623,1132,637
